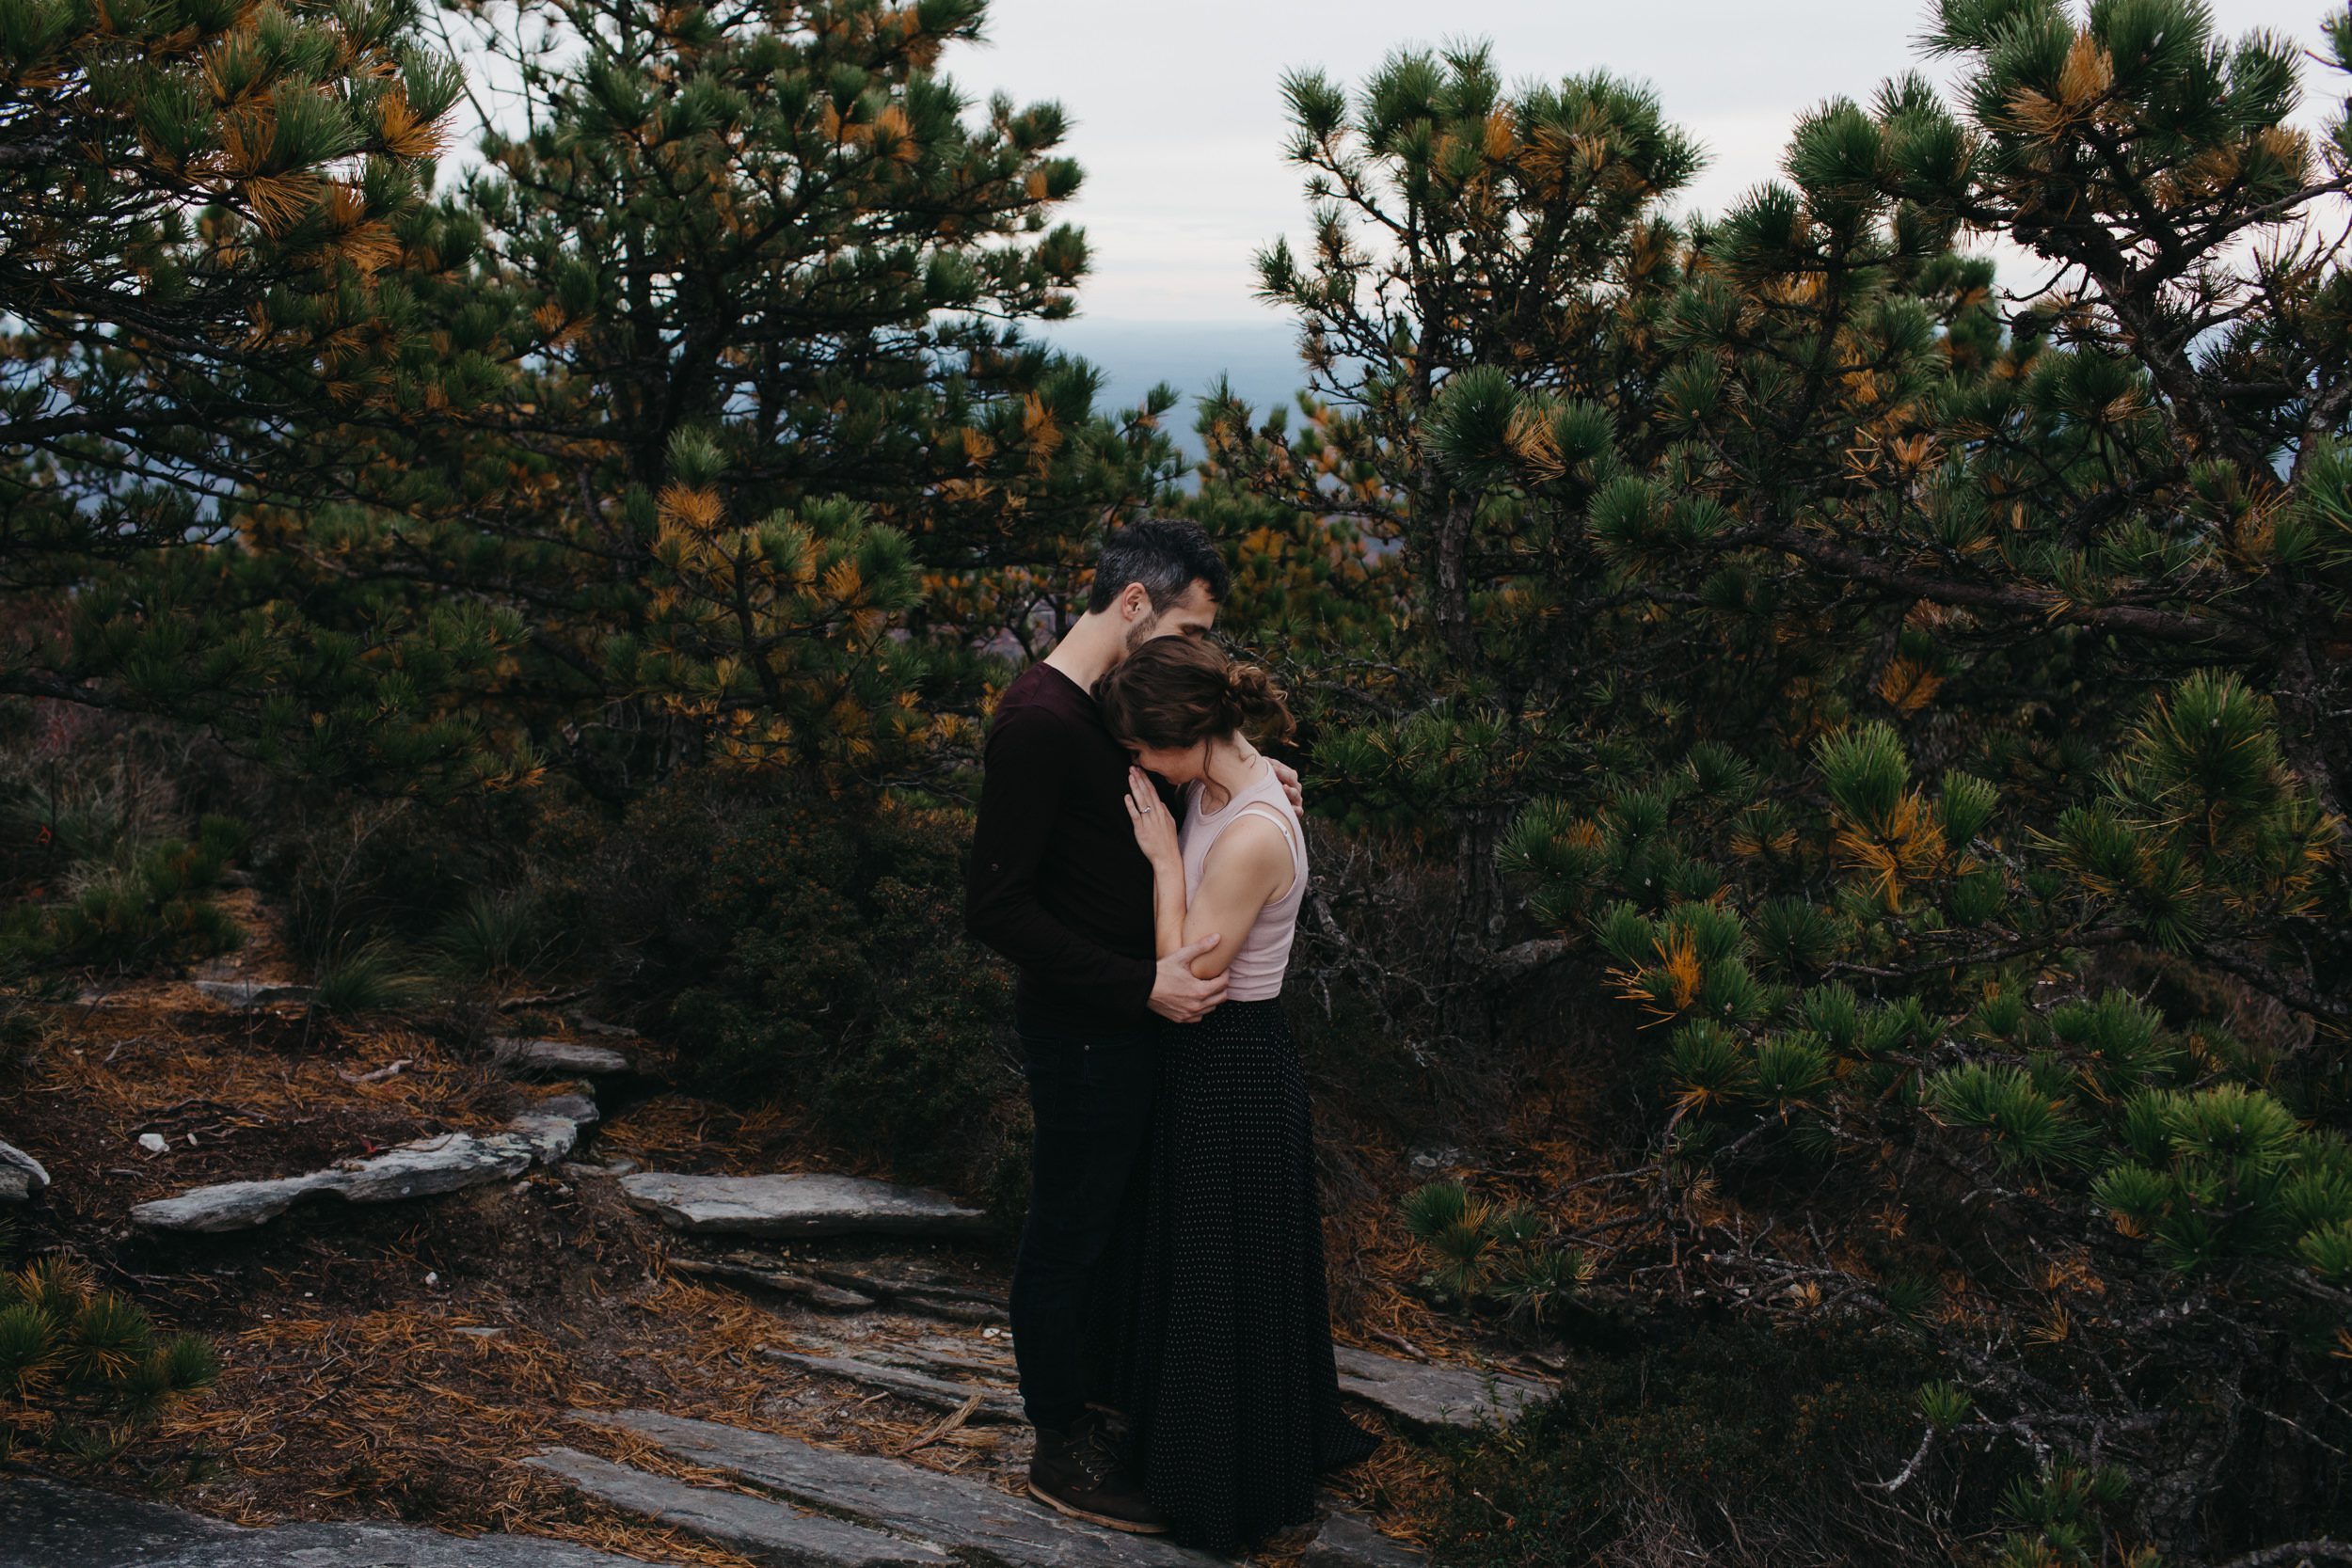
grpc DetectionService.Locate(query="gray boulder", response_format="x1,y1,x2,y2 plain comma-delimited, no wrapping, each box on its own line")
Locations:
194,979,312,1009
0,1141,49,1203
577,1410,1221,1568
528,1449,948,1566
1302,1513,1431,1568
508,1115,584,1165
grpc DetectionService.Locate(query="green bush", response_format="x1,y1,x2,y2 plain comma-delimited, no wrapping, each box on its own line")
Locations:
0,1243,218,1462
310,937,427,1018
1428,1323,1958,1567
665,800,1022,1210
0,817,245,974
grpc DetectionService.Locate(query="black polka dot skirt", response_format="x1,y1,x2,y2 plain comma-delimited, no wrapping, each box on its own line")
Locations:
1110,998,1378,1551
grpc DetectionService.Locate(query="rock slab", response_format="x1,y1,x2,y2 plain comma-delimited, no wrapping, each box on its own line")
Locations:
131,1112,584,1234
762,1346,1025,1424
0,1474,657,1566
579,1409,1221,1568
1332,1343,1548,1432
619,1173,986,1239
0,1141,49,1203
194,979,313,1009
493,1037,635,1077
1302,1512,1431,1568
528,1448,948,1566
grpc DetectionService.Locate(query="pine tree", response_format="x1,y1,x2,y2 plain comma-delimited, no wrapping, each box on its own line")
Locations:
226,0,1172,791
1213,4,2352,1554
1200,47,1702,958
0,0,463,639
10,0,1172,794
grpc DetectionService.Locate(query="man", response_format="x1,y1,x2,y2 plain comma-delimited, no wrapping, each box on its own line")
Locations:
965,518,1297,1534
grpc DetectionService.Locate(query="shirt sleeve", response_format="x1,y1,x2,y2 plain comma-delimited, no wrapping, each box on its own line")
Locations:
964,705,1158,1015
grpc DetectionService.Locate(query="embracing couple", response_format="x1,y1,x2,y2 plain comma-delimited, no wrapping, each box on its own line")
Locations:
965,519,1376,1552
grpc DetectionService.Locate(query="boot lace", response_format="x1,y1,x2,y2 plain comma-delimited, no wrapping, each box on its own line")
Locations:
1071,1418,1121,1487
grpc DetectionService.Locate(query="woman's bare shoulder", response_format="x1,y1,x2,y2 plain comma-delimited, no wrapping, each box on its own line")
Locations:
1200,812,1295,884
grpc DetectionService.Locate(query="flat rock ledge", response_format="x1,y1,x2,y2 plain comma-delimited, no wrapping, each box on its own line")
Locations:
1332,1343,1549,1433
1303,1512,1431,1568
493,1037,635,1077
0,1140,49,1203
755,1328,1531,1440
193,978,313,1010
567,1409,1222,1568
527,1449,948,1567
131,1105,596,1234
619,1172,987,1239
0,1474,656,1567
761,1344,1026,1424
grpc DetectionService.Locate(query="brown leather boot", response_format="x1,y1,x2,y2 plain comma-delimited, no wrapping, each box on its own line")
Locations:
1027,1412,1170,1535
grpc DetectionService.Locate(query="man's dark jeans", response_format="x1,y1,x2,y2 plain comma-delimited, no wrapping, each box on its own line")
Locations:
1009,1018,1160,1433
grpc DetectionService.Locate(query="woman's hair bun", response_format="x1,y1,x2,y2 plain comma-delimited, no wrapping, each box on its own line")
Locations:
1222,660,1295,744
1094,638,1295,749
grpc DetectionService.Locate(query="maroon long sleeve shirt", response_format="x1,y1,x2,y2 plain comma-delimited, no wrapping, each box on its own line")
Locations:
964,661,1170,1033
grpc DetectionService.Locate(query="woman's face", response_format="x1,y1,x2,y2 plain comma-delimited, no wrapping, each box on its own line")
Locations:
1130,739,1208,784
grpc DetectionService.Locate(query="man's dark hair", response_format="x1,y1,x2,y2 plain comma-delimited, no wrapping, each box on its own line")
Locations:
1087,517,1229,613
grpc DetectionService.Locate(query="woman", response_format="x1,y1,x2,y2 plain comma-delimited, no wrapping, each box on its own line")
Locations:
1092,635,1377,1552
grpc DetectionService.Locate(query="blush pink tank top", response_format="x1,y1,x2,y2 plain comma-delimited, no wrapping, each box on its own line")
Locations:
1178,757,1308,1003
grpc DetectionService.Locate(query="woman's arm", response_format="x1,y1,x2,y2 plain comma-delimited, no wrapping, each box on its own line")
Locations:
1123,768,1291,980
1124,768,1190,961
1176,820,1290,979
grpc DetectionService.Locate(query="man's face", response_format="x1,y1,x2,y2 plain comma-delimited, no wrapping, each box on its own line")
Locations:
1122,578,1218,652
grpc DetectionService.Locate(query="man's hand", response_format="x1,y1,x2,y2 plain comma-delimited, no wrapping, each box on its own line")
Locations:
1148,934,1227,1022
1268,758,1305,815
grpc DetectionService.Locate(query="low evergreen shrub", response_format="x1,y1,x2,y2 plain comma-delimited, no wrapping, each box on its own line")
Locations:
664,800,1024,1212
0,1238,218,1463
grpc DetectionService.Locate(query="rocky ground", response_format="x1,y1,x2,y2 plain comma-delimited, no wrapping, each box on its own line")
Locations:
0,892,1546,1566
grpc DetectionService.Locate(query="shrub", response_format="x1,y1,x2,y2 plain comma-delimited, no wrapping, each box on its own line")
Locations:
427,889,557,983
0,817,246,974
664,800,1023,1209
310,938,428,1018
1428,1322,1959,1567
0,1242,218,1462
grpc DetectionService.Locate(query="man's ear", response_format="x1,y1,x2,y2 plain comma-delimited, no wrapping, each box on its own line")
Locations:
1118,581,1151,621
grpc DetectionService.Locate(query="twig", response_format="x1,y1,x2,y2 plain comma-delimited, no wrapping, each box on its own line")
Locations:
889,1391,984,1456
1873,1424,1938,1492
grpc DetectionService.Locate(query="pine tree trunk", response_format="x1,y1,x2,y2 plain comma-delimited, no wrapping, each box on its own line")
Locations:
1429,492,1479,673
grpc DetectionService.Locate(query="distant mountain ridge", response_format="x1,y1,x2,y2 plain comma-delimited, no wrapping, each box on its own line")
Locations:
1039,319,1310,452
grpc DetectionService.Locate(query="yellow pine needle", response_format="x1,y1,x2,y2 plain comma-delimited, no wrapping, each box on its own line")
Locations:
1502,404,1564,483
1874,656,1944,715
821,558,864,605
2026,1303,2071,1345
2056,34,2114,109
376,91,448,161
657,483,725,532
1833,789,1947,910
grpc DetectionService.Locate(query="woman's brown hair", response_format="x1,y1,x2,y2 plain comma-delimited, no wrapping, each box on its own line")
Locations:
1095,637,1295,750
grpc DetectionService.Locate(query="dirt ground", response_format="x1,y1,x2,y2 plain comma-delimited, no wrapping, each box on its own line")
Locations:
0,893,1471,1564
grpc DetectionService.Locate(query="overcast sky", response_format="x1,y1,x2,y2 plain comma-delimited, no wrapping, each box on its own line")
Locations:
434,2,2346,415
958,0,2341,323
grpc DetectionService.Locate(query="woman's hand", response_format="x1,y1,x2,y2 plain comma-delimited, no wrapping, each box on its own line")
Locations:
1124,767,1181,870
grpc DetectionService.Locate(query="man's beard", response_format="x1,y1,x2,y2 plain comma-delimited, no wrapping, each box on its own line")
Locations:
1123,611,1161,653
